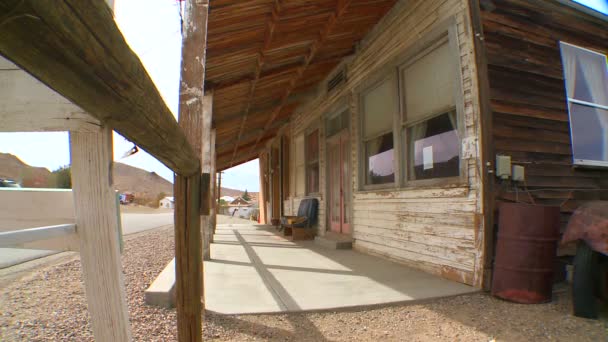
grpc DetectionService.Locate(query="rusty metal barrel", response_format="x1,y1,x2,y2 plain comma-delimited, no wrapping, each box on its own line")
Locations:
492,202,561,304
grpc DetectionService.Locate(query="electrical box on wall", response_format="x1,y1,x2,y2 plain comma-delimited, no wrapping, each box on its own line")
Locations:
496,155,512,179
512,165,525,182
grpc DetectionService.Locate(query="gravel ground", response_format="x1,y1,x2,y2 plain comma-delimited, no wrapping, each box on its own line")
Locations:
1,226,607,341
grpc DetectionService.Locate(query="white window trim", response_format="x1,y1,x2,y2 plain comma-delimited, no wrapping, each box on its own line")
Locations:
560,41,608,168
356,17,466,191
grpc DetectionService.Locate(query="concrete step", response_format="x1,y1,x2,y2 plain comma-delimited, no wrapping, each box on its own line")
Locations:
315,232,353,250
144,258,175,308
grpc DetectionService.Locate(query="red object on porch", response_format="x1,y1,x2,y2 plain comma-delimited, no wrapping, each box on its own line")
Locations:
561,201,608,256
492,202,560,304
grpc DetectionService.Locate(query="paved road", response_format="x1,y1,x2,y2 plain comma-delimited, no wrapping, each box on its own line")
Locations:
0,212,174,269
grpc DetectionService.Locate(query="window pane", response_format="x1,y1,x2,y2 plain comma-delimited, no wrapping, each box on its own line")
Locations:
570,103,608,163
408,112,459,180
402,42,456,123
366,132,394,185
560,42,608,106
306,130,319,161
363,78,396,139
307,162,319,193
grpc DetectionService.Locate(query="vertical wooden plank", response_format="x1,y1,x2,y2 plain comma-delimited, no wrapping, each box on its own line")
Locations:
175,0,208,340
201,92,213,260
70,125,131,342
258,153,268,224
209,130,217,237
468,0,495,290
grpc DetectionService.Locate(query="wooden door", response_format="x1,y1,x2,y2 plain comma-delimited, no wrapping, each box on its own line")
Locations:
328,131,350,234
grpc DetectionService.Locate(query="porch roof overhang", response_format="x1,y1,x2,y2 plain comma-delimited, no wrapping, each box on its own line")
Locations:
208,0,397,171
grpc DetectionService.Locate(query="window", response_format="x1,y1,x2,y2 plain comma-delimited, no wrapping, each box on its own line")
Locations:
357,21,463,190
294,134,305,196
361,76,397,186
560,42,608,167
326,109,349,137
401,40,460,181
305,129,320,193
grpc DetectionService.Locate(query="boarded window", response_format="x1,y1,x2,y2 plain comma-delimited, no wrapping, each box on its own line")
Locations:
306,129,320,194
401,41,460,181
361,76,397,186
560,42,608,167
294,134,305,196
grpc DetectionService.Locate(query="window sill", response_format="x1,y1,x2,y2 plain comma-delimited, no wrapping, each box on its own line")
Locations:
356,179,468,194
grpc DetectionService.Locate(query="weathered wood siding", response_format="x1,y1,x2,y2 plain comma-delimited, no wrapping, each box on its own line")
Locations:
481,0,608,239
280,0,484,286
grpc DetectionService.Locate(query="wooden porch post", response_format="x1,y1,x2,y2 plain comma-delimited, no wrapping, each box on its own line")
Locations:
202,92,213,261
70,125,131,341
175,0,209,341
209,130,218,238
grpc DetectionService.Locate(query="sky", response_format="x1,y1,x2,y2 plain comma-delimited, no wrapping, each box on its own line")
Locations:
574,0,608,14
0,0,259,192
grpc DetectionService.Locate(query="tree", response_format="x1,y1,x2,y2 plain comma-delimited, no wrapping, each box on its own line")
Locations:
242,189,251,201
51,166,72,189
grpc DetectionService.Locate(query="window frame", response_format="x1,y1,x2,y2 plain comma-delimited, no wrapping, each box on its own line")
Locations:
293,133,306,197
559,41,608,168
304,125,321,195
358,72,399,190
356,17,466,191
398,26,466,188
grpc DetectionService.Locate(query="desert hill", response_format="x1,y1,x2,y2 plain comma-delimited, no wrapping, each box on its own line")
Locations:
0,153,52,187
220,187,258,201
0,153,172,201
0,153,258,204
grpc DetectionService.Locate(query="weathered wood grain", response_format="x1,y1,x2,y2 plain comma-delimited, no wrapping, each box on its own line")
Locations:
0,0,198,175
70,126,131,342
174,0,208,341
0,57,100,132
482,0,608,228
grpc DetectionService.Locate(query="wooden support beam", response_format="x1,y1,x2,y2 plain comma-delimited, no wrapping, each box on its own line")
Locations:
469,0,495,290
201,92,213,260
174,0,208,340
70,125,131,342
0,224,78,251
245,0,354,157
0,57,100,132
0,0,198,175
209,130,217,242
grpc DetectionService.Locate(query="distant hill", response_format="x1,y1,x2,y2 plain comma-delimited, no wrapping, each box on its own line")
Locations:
0,153,258,204
220,187,258,201
112,162,173,201
0,153,52,187
0,153,172,204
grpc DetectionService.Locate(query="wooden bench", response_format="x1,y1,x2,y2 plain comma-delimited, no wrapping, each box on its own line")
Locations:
280,198,318,241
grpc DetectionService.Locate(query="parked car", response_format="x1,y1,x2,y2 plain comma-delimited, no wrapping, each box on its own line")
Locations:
0,179,21,188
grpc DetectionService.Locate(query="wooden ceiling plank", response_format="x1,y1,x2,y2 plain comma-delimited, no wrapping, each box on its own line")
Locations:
245,0,353,156
228,0,283,167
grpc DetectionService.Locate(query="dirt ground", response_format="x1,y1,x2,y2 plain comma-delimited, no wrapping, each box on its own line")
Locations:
1,226,606,341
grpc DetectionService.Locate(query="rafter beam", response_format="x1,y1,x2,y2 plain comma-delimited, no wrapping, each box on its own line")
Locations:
246,0,353,156
228,0,282,167
213,88,317,127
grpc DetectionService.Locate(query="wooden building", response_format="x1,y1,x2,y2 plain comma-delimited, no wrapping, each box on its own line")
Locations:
2,0,606,340
210,0,608,290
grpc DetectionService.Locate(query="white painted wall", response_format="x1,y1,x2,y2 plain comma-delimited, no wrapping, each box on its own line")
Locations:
0,188,75,231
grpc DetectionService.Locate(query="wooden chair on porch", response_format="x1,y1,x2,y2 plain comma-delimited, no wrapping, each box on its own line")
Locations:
280,198,318,241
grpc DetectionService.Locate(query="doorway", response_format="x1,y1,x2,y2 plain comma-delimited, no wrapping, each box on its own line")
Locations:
326,110,351,235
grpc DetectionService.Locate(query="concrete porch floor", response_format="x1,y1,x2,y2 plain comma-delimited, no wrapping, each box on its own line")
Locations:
204,223,477,314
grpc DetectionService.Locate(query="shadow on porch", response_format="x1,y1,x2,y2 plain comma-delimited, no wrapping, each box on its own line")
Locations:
204,223,477,314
